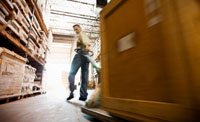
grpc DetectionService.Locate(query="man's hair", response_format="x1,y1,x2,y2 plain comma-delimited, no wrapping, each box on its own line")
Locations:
73,24,81,28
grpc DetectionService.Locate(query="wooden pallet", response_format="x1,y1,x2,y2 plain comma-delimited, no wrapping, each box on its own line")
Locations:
12,3,30,34
13,0,32,25
0,90,46,104
6,19,28,45
28,0,48,36
81,107,129,122
7,0,48,51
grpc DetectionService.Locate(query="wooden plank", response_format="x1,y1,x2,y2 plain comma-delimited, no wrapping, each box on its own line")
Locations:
0,12,7,25
0,16,7,25
33,15,41,31
2,0,14,10
0,2,9,16
22,8,32,26
31,24,40,43
0,11,6,19
32,16,42,37
21,16,30,33
0,0,15,16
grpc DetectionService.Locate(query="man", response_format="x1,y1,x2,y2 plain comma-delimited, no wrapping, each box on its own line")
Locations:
67,24,91,101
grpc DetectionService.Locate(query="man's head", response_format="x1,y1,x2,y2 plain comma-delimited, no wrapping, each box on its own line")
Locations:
73,24,82,34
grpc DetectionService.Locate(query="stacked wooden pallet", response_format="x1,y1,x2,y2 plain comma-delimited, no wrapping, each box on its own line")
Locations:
0,0,48,62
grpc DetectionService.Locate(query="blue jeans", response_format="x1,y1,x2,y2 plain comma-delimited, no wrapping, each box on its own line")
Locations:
68,52,89,98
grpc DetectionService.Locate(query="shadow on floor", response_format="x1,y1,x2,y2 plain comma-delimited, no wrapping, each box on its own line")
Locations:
83,115,103,122
66,101,84,107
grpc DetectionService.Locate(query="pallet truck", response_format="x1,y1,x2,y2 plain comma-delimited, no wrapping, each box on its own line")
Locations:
74,49,100,72
75,49,128,121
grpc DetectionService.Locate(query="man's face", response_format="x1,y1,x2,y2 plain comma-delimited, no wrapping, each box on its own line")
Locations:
73,26,81,34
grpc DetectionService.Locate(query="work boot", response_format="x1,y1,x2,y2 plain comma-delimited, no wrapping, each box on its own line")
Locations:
79,96,87,101
66,93,74,101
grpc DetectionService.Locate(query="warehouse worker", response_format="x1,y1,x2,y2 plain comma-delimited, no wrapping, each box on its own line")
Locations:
67,24,91,101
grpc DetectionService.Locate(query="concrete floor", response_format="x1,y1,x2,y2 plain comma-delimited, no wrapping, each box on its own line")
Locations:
0,90,98,122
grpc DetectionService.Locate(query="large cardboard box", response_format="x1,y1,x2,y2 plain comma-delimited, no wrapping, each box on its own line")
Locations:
100,0,200,121
0,47,27,96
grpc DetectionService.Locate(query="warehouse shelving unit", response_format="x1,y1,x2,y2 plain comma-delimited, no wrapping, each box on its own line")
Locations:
0,27,45,65
0,0,50,103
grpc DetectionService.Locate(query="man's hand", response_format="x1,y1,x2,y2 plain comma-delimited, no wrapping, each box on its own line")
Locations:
85,45,90,51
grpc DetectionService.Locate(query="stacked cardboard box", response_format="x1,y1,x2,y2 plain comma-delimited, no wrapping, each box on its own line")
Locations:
0,47,27,96
21,64,36,93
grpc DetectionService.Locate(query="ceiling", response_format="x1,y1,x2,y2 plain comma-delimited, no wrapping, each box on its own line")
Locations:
48,0,102,42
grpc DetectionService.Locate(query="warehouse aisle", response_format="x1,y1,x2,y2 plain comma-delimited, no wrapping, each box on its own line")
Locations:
0,90,96,122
